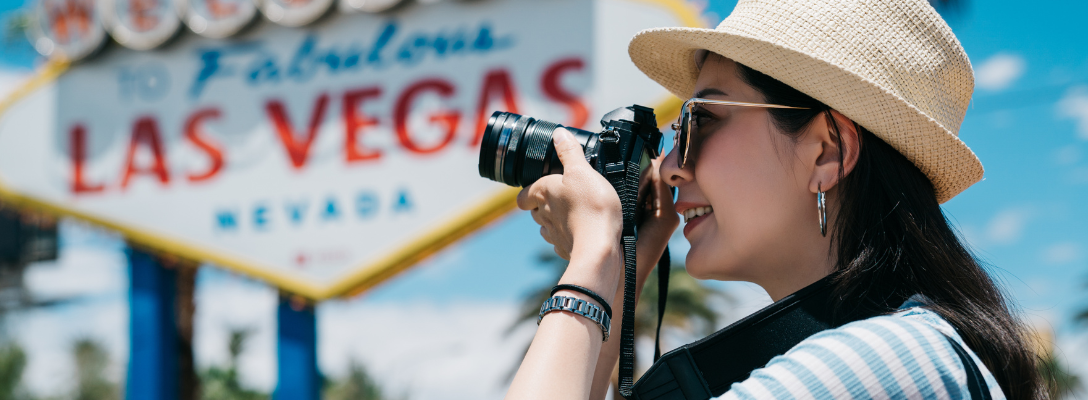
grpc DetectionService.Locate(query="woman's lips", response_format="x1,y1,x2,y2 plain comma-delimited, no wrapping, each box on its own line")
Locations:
683,211,712,237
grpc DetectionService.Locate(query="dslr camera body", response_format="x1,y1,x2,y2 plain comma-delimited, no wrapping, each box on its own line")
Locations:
478,105,664,223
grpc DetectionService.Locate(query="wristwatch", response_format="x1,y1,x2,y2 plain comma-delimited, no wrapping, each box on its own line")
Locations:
538,295,611,341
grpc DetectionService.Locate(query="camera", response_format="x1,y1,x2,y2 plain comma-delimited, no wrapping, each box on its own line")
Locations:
477,105,664,220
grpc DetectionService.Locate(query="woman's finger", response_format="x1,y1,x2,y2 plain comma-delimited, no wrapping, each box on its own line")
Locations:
531,207,547,226
551,128,591,173
516,186,536,211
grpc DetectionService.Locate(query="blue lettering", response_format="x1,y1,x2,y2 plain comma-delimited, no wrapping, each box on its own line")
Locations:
187,21,513,95
394,188,413,213
287,35,319,81
247,53,281,85
285,201,307,226
216,210,239,231
367,22,397,66
254,204,270,230
356,191,379,219
323,197,341,220
189,43,258,98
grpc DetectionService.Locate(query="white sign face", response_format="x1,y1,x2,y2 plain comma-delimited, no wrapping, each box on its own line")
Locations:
2,0,595,298
3,0,696,299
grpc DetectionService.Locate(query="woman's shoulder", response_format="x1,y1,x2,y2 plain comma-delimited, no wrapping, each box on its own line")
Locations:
715,298,1006,400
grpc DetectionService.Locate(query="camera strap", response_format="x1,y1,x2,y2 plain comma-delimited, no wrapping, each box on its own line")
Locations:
594,127,642,397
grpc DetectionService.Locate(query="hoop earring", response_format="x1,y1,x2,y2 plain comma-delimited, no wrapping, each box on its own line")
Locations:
817,184,827,237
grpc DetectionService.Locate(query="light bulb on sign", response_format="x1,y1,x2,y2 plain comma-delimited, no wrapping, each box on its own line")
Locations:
176,0,261,38
339,0,404,13
100,0,181,50
260,0,334,27
28,0,107,61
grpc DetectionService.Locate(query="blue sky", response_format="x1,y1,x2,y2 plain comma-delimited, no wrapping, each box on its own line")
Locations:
1,0,1086,395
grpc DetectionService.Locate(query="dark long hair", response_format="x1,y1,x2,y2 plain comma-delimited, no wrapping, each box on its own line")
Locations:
734,63,1044,399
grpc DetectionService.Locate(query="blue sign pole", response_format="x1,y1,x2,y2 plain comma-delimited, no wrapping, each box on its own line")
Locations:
274,295,319,400
126,246,178,400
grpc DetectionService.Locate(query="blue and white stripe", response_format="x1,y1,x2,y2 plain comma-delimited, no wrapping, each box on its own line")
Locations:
714,296,1005,400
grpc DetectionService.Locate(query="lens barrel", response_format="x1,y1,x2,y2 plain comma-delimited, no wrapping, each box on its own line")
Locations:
478,111,594,187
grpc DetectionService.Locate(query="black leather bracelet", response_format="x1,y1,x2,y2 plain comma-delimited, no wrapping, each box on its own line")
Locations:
551,284,612,318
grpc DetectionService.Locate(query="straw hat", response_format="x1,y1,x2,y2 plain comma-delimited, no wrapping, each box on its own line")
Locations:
629,0,982,203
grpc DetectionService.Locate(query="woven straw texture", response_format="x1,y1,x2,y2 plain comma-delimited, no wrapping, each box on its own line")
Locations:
628,0,982,203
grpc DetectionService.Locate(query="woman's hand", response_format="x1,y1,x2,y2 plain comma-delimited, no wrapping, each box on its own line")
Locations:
635,156,681,282
517,128,624,276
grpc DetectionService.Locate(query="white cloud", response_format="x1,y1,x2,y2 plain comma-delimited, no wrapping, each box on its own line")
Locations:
1043,242,1082,265
1058,85,1088,140
987,208,1031,245
975,53,1026,91
1054,145,1081,166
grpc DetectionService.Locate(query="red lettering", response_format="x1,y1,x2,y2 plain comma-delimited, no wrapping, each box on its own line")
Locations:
266,94,329,170
541,58,589,129
343,87,383,163
69,124,104,194
471,69,520,146
184,108,225,183
121,117,170,189
394,79,461,155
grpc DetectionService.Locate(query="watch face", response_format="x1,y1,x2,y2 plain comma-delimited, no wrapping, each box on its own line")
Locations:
29,0,107,61
260,0,334,27
100,0,181,50
179,0,260,39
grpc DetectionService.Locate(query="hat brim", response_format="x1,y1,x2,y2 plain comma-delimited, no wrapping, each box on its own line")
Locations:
628,26,983,204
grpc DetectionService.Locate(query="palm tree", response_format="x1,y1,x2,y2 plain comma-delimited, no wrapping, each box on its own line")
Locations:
200,328,268,400
324,359,398,400
1038,352,1079,400
505,250,732,390
72,338,119,400
0,342,28,400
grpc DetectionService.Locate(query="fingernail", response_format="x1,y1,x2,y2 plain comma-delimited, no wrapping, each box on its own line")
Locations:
553,128,571,146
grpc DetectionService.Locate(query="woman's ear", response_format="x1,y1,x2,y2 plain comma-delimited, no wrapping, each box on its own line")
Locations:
808,110,861,194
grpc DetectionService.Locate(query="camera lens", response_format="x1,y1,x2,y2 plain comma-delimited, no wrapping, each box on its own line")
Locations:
478,111,594,187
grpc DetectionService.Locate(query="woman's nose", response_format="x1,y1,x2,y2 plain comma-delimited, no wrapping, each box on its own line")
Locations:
661,145,693,187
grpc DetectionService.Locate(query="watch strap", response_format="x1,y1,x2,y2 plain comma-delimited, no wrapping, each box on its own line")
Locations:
538,295,611,341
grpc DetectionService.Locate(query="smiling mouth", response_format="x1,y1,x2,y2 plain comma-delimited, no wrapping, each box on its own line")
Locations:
682,206,713,223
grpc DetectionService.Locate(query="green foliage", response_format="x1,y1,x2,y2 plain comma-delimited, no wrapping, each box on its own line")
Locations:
2,11,30,46
71,338,119,400
636,266,729,339
200,329,268,400
1039,352,1079,400
324,360,397,400
0,342,27,400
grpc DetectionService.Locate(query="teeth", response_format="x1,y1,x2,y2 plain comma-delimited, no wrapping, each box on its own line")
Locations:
682,206,713,223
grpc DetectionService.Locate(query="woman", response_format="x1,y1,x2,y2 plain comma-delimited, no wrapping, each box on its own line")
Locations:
505,0,1044,399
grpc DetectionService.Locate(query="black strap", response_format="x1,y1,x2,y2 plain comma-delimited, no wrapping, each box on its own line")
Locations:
653,246,670,362
943,334,992,400
632,276,868,399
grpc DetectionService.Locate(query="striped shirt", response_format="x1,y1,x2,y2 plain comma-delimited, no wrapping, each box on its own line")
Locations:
714,296,1005,400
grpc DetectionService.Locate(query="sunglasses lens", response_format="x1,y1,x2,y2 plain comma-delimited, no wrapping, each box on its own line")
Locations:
677,113,690,168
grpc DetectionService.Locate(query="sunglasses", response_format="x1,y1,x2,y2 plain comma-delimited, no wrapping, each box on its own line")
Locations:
670,98,811,169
